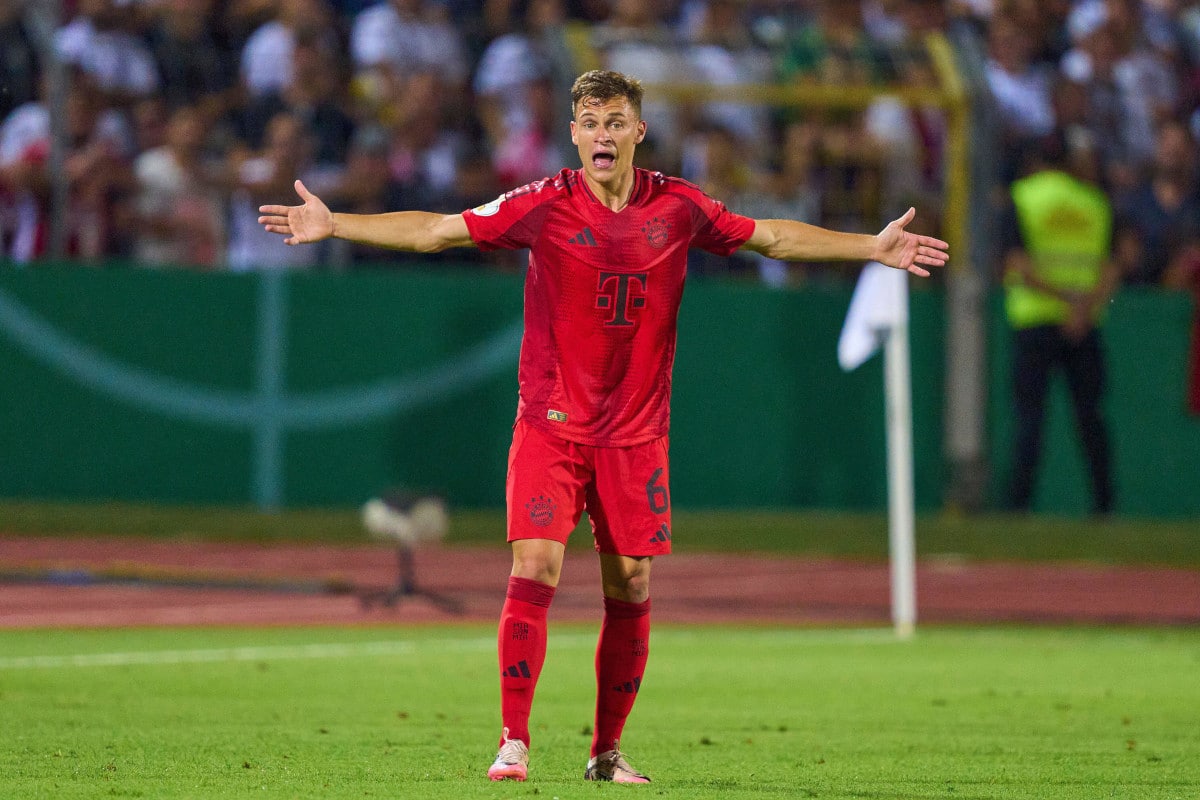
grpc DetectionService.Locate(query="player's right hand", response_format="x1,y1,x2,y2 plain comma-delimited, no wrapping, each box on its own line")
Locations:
258,179,333,245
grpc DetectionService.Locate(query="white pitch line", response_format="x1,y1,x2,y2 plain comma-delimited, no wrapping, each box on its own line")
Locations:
0,629,901,671
0,640,417,670
0,634,600,671
656,627,904,647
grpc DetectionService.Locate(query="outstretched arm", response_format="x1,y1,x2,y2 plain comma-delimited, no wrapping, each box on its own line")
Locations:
741,207,949,277
258,180,475,253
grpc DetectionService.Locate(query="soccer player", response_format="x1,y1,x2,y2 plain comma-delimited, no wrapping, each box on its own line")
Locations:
259,69,948,783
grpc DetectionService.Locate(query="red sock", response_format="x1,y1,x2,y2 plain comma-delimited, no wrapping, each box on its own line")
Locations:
591,596,651,756
497,576,555,746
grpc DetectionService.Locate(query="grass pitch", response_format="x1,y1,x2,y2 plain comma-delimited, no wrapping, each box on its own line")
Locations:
1,625,1197,799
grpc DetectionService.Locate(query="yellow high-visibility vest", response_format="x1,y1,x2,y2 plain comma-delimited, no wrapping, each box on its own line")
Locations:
1005,169,1112,329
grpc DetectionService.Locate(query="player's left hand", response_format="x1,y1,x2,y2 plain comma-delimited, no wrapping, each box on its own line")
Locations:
871,207,949,278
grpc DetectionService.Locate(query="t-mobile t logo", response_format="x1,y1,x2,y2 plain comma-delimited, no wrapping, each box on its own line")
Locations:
596,271,648,327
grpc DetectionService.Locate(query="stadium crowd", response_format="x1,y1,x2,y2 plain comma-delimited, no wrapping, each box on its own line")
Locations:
0,0,1197,286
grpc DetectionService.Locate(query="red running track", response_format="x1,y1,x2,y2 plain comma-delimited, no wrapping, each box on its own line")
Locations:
1,536,1198,628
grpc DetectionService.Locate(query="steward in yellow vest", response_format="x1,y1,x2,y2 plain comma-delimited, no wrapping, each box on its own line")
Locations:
1002,137,1120,515
1005,170,1113,330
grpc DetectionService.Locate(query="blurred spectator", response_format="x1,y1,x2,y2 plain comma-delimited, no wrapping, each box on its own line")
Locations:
812,112,883,235
1060,3,1123,161
146,0,239,118
861,0,910,49
0,72,135,263
422,144,511,269
491,78,571,186
1001,131,1120,516
0,3,42,124
1181,0,1200,69
380,72,470,213
131,104,225,269
318,67,491,269
1004,0,1073,65
731,120,824,286
322,123,399,266
884,0,947,61
1046,0,1076,60
130,95,171,158
1114,118,1200,286
350,0,470,109
1051,77,1098,160
330,127,506,269
473,0,576,158
225,111,325,270
945,0,992,35
56,0,161,108
221,0,279,48
240,0,341,100
862,53,946,226
776,0,889,85
681,123,759,277
984,10,1057,184
591,0,687,165
1062,0,1180,192
235,28,357,166
1106,0,1183,165
681,0,774,154
682,122,753,198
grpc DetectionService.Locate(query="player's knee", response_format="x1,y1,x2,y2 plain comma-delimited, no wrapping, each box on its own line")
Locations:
511,551,562,586
603,572,650,604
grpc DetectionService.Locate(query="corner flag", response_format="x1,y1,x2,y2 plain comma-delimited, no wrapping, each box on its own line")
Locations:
838,261,908,370
838,262,917,638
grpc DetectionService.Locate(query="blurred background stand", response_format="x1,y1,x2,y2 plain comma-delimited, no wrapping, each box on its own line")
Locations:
358,489,463,614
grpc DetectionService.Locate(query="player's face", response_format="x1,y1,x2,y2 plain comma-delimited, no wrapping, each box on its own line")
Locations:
570,96,646,187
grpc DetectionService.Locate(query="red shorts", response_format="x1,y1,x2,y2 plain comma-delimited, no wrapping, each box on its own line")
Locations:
505,419,673,556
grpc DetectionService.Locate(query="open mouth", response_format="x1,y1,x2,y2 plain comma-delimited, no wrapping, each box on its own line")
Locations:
592,152,616,169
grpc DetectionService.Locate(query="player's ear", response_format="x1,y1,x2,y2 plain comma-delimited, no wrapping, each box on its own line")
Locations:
570,120,578,146
635,119,646,144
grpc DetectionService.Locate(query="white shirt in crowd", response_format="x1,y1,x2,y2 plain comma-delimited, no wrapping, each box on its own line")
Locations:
351,1,469,87
55,16,160,98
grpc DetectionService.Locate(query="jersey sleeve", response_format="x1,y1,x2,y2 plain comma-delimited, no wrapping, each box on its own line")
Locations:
685,190,756,256
462,174,561,251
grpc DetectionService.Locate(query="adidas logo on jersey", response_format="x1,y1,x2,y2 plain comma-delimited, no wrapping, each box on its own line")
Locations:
568,228,598,246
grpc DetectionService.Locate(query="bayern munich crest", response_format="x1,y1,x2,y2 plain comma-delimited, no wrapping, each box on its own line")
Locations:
526,495,557,527
642,217,671,249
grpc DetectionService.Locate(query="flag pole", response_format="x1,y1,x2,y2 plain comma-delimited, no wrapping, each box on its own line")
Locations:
884,311,916,639
838,262,918,638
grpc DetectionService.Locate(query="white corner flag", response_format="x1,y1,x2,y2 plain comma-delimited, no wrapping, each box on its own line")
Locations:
838,262,916,638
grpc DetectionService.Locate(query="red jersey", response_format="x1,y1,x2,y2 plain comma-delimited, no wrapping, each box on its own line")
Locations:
463,167,755,446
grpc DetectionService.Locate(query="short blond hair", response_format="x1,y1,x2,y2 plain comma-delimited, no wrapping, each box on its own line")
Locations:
570,70,644,119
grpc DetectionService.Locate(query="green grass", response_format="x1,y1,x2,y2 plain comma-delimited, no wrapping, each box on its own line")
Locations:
1,625,1198,799
3,500,1200,567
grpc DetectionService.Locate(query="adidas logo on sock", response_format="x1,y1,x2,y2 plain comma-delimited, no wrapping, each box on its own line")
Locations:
568,228,598,246
612,676,642,694
502,660,532,678
648,524,671,544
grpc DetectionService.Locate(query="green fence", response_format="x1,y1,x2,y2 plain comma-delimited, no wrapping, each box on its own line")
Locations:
988,288,1200,517
1,267,1196,516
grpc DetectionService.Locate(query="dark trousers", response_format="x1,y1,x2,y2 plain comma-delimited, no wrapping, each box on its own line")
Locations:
1008,325,1115,514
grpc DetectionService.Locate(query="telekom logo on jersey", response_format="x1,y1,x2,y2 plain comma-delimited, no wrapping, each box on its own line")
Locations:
595,271,649,327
